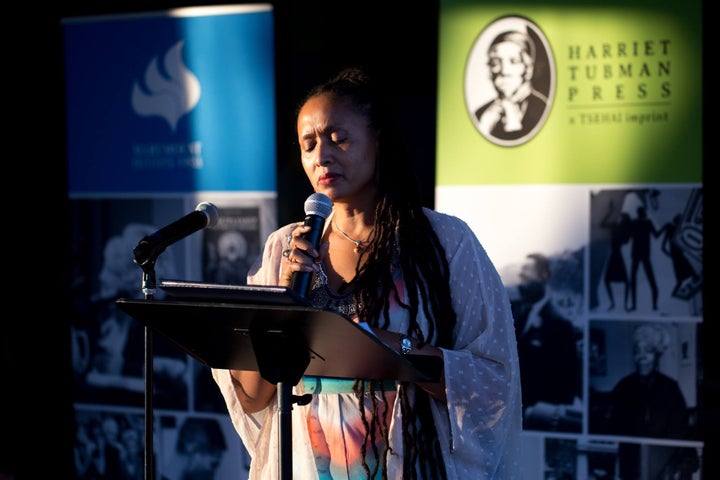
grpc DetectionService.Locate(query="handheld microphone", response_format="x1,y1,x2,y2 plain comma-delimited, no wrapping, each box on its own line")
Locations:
133,202,219,267
290,192,333,298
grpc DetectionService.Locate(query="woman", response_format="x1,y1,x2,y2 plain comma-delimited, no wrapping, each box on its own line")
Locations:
212,67,522,479
599,201,631,311
606,323,697,479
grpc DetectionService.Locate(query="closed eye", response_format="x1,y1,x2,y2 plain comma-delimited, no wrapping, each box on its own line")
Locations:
301,139,317,153
330,131,348,145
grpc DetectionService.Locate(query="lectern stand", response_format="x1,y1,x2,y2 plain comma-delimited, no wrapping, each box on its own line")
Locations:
116,284,440,480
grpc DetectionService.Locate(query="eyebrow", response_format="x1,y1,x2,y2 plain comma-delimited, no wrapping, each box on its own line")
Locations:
301,123,344,139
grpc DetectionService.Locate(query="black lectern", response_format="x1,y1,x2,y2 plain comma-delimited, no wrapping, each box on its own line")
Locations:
116,281,440,479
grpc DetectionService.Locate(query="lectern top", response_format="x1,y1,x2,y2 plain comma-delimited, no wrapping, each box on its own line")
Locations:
158,279,307,306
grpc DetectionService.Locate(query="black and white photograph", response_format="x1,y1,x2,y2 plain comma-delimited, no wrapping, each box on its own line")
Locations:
202,206,262,286
73,408,145,480
438,185,589,435
589,320,700,442
156,414,250,480
70,197,194,409
544,437,579,479
506,248,584,433
612,441,701,480
588,187,703,317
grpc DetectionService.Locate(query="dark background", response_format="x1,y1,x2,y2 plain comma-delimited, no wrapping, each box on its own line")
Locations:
3,1,712,479
3,1,438,478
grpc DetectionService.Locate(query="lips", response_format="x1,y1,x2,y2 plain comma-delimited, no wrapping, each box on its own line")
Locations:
318,172,341,185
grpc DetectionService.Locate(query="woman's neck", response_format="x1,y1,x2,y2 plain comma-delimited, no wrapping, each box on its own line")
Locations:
330,201,376,239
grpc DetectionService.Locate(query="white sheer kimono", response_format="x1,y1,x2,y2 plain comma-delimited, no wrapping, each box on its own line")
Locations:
212,208,522,479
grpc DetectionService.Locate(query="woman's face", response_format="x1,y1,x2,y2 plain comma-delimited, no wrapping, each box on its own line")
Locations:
297,93,379,204
633,340,658,376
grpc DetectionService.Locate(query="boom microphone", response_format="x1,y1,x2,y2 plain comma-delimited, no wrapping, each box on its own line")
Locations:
290,192,333,298
133,202,219,267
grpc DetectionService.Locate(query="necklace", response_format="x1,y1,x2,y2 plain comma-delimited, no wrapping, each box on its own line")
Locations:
333,221,368,254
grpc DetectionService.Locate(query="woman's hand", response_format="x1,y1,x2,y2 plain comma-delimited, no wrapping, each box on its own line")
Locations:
370,328,447,402
279,224,327,287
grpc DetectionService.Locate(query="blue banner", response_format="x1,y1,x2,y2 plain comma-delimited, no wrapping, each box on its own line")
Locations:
64,5,276,194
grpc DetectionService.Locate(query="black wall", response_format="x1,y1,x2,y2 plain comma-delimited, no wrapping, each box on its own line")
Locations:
2,1,438,478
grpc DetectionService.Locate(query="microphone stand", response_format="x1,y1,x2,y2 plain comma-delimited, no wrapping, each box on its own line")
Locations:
138,258,157,480
129,203,218,480
249,323,312,479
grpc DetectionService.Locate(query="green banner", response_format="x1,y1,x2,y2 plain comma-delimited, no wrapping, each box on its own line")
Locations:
437,0,702,185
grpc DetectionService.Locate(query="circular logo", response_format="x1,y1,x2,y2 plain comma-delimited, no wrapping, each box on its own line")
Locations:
465,15,556,147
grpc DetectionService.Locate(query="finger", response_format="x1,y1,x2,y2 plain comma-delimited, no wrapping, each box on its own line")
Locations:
291,224,310,240
291,239,319,260
280,255,312,287
291,249,315,267
283,255,312,280
280,262,295,287
283,245,313,266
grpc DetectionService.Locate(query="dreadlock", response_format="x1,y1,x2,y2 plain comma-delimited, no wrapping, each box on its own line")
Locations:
299,67,457,479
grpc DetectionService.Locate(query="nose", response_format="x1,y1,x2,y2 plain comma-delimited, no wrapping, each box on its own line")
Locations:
498,59,513,75
314,140,333,166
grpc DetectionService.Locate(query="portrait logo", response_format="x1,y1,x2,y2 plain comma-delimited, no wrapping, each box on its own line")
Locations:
465,15,556,147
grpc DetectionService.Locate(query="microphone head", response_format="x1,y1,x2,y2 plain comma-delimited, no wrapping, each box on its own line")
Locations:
196,202,220,227
304,193,333,218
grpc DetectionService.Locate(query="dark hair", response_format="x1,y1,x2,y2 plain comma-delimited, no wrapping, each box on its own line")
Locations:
300,67,456,479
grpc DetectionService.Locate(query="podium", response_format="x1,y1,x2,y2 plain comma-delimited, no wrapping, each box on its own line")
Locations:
116,282,441,479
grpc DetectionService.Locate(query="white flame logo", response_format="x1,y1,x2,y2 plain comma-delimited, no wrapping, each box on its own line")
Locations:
131,40,201,132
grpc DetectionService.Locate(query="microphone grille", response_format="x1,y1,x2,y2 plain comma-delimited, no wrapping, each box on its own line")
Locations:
304,193,333,218
196,202,220,227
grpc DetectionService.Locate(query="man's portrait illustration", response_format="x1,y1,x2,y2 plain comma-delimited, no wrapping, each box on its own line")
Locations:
465,16,555,146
